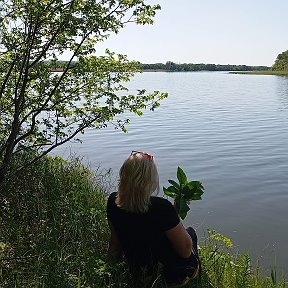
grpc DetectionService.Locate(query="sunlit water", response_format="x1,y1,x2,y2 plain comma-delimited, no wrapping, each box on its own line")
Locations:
54,72,288,273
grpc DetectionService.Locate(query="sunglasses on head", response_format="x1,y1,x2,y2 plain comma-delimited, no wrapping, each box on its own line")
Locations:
131,150,154,160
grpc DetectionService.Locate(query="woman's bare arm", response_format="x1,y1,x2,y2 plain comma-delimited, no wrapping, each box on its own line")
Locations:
107,220,123,259
165,222,192,258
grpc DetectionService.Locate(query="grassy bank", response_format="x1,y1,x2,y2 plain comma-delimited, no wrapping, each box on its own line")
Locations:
1,152,113,287
230,70,288,76
1,153,287,287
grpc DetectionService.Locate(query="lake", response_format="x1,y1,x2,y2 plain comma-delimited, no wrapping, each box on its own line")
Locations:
54,71,288,273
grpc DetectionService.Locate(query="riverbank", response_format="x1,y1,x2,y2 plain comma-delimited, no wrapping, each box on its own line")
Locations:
141,69,288,76
230,70,288,76
1,153,287,287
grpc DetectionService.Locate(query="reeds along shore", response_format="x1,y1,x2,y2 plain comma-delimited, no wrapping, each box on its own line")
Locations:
230,70,288,76
0,153,287,287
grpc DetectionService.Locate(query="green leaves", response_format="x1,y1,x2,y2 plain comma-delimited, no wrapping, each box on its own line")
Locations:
174,197,190,220
208,229,234,248
168,179,179,189
272,49,288,71
0,0,167,182
163,166,205,220
177,166,187,185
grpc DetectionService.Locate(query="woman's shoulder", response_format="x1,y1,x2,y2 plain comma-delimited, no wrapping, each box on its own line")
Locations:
107,192,117,207
108,192,117,199
150,196,180,230
150,196,174,209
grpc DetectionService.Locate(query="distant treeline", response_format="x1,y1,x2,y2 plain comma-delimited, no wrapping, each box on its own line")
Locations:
45,60,271,72
139,61,271,72
42,60,77,70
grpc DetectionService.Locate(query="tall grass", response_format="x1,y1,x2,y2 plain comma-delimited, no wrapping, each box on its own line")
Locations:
0,152,287,287
197,230,287,288
1,152,114,287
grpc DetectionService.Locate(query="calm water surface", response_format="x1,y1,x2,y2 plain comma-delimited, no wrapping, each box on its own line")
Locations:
54,72,288,273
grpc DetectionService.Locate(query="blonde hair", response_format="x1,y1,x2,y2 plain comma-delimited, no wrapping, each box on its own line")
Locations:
116,152,159,213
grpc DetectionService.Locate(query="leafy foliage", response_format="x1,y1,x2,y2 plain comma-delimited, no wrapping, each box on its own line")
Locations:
163,166,204,219
199,230,252,288
272,50,288,71
0,152,111,287
0,0,167,184
139,62,271,71
199,230,288,288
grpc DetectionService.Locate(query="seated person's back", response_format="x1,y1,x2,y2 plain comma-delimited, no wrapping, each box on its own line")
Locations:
107,151,200,285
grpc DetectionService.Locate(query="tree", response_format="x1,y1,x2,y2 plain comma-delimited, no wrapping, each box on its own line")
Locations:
165,61,176,71
272,50,288,71
0,0,167,185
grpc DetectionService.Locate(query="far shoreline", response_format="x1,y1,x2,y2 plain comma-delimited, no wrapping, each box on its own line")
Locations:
49,68,288,76
229,70,288,76
141,70,288,76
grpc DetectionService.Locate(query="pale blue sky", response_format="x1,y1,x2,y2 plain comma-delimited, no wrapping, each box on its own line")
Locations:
96,0,288,66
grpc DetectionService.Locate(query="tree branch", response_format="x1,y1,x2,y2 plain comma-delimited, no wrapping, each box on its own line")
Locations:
15,112,102,173
18,1,136,131
26,31,92,121
0,57,18,102
14,143,51,154
0,15,38,181
28,0,76,69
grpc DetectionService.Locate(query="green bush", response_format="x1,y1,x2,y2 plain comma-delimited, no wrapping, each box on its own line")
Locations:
1,152,111,287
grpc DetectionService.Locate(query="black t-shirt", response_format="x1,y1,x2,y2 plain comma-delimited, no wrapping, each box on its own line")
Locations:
107,192,180,270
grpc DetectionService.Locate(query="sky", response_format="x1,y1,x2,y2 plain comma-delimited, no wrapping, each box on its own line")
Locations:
95,0,288,67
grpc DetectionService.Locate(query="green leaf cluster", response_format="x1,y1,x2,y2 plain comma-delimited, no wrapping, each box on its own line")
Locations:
0,0,167,183
272,50,288,71
207,228,233,248
163,167,204,220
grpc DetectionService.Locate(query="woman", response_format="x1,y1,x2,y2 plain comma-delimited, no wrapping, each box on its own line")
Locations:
107,151,200,286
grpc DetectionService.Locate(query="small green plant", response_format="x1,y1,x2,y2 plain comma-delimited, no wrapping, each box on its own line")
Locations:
163,167,204,219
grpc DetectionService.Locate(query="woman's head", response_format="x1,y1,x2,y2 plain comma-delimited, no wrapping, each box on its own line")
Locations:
116,151,159,213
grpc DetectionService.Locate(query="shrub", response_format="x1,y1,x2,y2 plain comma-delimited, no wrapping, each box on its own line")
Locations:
1,152,110,287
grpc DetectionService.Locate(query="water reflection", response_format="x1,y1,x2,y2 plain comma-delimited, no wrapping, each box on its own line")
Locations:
275,75,288,111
